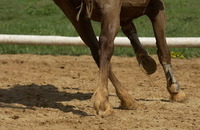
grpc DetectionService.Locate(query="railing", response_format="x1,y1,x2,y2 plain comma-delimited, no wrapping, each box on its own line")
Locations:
0,34,200,48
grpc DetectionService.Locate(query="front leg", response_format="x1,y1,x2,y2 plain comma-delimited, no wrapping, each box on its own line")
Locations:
54,0,136,115
93,0,122,117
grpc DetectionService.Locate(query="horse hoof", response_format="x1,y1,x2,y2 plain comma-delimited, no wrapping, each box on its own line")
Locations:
94,101,114,118
98,107,114,118
93,91,114,118
137,55,157,75
170,90,186,102
120,99,138,110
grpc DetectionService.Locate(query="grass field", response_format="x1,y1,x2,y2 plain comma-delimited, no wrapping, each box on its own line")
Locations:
0,0,200,57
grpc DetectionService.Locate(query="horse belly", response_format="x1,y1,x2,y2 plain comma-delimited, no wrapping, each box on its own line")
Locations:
91,7,147,22
122,0,150,7
91,0,150,22
120,6,146,21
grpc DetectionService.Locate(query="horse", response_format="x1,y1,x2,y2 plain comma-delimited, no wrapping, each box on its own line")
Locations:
53,0,186,117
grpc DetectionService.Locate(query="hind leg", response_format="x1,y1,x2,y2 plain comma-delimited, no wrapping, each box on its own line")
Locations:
147,0,186,102
121,22,157,75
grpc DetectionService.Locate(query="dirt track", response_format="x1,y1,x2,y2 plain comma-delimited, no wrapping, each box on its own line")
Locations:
0,54,199,130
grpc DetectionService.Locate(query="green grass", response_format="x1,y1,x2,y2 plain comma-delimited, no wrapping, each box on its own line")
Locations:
0,0,200,58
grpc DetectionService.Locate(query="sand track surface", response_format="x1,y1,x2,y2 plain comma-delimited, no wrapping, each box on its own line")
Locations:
0,54,199,130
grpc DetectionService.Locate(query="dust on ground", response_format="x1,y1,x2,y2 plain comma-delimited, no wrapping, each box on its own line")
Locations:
0,54,199,130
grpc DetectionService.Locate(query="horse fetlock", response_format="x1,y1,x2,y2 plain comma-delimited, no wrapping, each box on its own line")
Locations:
163,64,180,94
167,81,180,94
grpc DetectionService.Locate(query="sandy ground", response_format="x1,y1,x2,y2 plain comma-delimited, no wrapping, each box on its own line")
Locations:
0,54,199,130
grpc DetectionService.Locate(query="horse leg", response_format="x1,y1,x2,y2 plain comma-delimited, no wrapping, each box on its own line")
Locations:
53,0,100,62
147,0,186,102
121,22,157,75
53,0,137,116
93,0,136,117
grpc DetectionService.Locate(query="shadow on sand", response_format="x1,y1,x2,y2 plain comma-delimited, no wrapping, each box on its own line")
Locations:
0,84,93,116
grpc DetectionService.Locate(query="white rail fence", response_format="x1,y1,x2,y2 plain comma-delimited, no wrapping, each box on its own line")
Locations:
0,34,200,48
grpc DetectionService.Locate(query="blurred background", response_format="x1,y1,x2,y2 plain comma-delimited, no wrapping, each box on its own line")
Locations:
0,0,199,57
